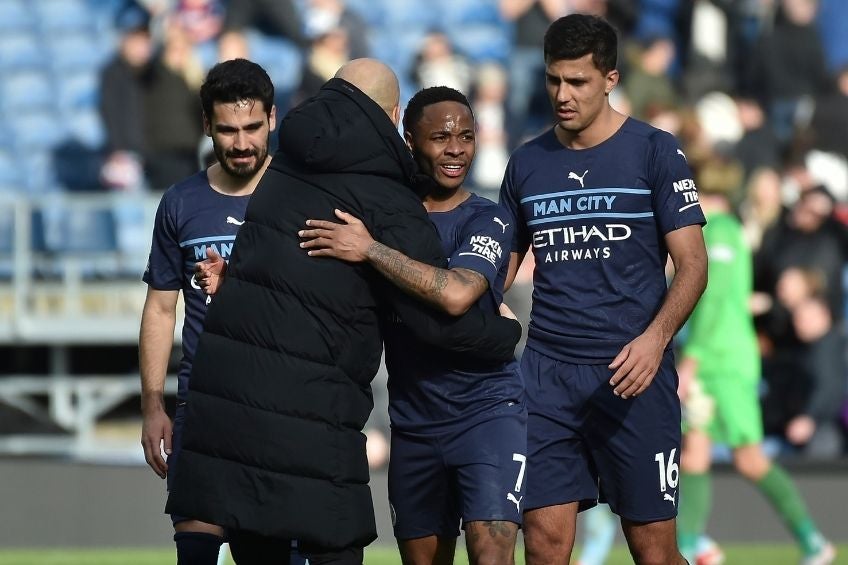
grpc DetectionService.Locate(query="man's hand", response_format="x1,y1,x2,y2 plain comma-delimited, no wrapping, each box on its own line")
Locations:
141,401,172,479
786,414,816,445
608,329,665,399
299,209,375,262
194,247,226,295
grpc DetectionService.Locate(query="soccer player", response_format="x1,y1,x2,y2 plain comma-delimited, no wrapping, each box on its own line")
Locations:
498,15,708,565
677,166,836,565
139,58,276,564
299,86,526,564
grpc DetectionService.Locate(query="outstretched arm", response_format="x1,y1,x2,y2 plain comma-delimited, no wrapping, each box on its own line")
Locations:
300,209,489,315
608,224,707,398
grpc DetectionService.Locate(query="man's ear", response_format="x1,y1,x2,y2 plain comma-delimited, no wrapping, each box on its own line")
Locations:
268,105,278,132
391,104,401,127
403,130,414,152
605,69,620,95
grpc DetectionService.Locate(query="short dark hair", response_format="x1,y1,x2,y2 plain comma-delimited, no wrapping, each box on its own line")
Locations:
543,14,618,74
200,58,275,119
402,86,473,136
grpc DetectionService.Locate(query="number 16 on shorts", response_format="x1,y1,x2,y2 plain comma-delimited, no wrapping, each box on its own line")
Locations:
654,448,679,506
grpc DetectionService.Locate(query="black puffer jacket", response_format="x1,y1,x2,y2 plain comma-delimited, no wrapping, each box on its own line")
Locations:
166,79,521,549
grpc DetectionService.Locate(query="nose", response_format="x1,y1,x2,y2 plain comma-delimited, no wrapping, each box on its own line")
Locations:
445,137,464,157
234,130,249,151
556,83,571,104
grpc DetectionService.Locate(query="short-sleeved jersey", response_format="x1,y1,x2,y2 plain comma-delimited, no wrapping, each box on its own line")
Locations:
142,171,250,400
384,194,523,433
499,119,705,364
683,211,759,381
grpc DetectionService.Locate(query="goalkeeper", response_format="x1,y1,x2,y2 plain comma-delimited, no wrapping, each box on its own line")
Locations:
677,160,834,565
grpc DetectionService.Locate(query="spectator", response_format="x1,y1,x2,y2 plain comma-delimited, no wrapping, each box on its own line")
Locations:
808,66,848,159
219,0,307,48
295,27,350,103
470,62,510,190
304,0,370,59
733,97,782,178
621,35,679,120
411,32,473,94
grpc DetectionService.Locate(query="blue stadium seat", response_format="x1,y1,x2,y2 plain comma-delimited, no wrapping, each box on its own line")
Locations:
447,24,511,64
55,70,100,112
247,32,303,93
0,70,53,115
33,0,96,33
379,0,438,28
10,110,68,150
370,27,428,83
20,149,62,194
0,0,36,31
436,0,503,26
0,32,47,70
45,32,107,72
344,0,386,27
0,148,25,192
64,208,117,252
64,108,106,149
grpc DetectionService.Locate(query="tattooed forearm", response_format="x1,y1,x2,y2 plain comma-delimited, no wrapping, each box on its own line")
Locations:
365,242,487,313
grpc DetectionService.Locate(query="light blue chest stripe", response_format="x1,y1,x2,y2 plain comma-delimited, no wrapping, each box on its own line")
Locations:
527,212,655,226
519,188,651,204
179,235,237,248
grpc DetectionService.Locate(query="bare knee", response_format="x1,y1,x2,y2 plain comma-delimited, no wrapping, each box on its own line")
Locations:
523,505,576,565
733,444,770,481
622,518,685,565
465,521,518,565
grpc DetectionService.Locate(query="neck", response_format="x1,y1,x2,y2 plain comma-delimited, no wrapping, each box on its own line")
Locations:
555,106,626,150
423,187,470,212
207,156,271,196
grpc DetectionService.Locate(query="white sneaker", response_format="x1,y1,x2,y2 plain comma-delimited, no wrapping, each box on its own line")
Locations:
801,542,836,565
695,535,725,565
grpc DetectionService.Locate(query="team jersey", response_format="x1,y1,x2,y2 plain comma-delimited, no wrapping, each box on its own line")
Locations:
384,194,523,433
499,118,705,364
143,170,250,400
682,210,759,381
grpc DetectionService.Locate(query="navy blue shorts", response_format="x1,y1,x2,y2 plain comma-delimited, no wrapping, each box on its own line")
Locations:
167,402,188,526
521,346,681,522
388,404,527,540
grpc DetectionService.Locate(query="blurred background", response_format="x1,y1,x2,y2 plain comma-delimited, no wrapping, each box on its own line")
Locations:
0,0,847,558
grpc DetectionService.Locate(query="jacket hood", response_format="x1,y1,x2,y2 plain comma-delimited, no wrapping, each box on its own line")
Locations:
275,78,430,191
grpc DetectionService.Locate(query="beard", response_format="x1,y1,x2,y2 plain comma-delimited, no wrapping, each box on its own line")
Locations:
214,141,268,178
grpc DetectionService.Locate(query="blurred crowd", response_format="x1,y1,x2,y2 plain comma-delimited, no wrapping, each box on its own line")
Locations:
6,0,848,457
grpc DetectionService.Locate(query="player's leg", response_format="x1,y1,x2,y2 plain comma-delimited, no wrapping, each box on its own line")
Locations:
587,352,685,565
169,403,226,564
451,406,526,564
390,429,460,565
677,377,716,563
521,348,597,565
711,375,835,563
575,504,617,565
619,518,685,565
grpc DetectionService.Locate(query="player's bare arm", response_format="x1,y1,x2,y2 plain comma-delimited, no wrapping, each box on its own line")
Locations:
609,224,707,399
300,209,489,315
139,287,179,479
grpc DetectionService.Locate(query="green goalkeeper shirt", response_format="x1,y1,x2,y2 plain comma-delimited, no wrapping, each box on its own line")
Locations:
682,210,759,381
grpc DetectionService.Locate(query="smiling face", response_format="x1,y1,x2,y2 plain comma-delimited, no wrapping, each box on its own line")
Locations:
205,98,276,179
545,53,618,136
405,101,476,192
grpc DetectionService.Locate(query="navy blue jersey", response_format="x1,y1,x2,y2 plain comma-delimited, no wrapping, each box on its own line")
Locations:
499,119,705,364
385,194,523,433
143,171,250,400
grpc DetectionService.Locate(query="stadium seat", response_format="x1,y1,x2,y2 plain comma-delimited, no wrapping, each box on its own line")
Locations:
0,70,53,115
435,0,503,26
45,32,108,72
10,110,68,151
55,70,100,112
0,32,47,70
380,0,438,28
247,32,303,93
33,0,96,33
0,0,35,32
344,0,386,27
447,24,511,64
64,108,106,150
369,27,428,82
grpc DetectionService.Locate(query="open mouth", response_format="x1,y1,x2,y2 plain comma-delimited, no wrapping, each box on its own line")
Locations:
439,163,466,178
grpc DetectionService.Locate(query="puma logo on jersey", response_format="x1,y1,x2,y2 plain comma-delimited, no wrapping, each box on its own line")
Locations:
677,149,687,162
663,492,676,506
493,217,509,234
568,169,589,188
507,492,523,512
226,216,244,226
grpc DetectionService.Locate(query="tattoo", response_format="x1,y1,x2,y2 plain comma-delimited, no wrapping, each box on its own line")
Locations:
483,520,514,539
366,243,488,310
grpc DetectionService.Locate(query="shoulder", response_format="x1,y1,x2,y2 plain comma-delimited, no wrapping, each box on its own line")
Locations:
510,128,557,163
159,171,210,204
463,195,514,237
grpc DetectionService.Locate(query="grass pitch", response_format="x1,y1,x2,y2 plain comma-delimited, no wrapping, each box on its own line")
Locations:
0,545,845,564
